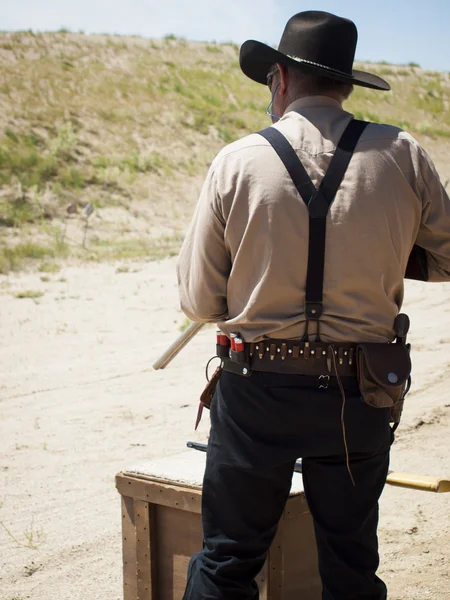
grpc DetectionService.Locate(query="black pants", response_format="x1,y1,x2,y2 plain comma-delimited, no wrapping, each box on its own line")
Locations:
183,370,393,600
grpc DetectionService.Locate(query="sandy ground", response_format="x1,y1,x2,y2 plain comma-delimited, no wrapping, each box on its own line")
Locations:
0,258,449,600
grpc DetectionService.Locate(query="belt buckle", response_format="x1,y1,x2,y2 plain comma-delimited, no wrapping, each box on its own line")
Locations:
318,375,330,389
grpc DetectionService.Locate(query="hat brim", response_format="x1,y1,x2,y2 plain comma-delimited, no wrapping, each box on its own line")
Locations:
240,40,390,91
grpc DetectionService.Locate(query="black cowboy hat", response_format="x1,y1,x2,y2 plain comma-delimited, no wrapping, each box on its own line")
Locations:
240,11,390,91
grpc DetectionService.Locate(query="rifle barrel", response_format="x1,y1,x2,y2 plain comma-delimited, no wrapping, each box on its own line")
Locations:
153,321,204,370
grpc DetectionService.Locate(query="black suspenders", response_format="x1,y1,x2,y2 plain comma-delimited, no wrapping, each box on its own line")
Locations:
258,119,368,341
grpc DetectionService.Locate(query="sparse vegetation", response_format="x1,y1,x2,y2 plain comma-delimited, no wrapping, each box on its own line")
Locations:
0,242,66,274
0,31,448,272
38,261,60,273
116,264,130,273
15,290,44,299
88,234,183,261
206,44,222,54
0,517,45,549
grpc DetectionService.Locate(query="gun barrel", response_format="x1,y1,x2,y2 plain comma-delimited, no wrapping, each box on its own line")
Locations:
153,321,204,370
187,441,208,452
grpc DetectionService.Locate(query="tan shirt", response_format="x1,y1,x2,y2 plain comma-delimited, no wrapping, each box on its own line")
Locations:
177,96,450,343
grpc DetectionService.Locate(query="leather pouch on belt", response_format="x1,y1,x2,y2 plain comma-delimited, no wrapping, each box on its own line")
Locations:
356,343,411,408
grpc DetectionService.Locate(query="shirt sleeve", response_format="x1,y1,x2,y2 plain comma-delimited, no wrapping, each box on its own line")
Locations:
176,163,231,322
416,146,450,282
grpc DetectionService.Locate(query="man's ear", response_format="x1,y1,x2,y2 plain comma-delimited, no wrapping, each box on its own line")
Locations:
277,63,288,96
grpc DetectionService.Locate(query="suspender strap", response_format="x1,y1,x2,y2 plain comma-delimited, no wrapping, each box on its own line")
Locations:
258,119,368,340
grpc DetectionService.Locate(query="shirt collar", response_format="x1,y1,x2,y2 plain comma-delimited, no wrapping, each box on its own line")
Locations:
285,96,344,114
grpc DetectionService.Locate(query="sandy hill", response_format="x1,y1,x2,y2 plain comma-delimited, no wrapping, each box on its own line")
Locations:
0,31,449,272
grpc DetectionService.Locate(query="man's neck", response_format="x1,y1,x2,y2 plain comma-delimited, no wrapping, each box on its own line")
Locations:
293,91,344,105
284,95,345,115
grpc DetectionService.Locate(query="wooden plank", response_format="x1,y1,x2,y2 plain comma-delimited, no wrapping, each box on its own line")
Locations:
117,474,307,517
267,517,285,600
154,505,203,600
121,495,137,600
135,500,156,600
116,475,202,514
122,472,202,492
281,511,321,599
255,561,269,600
284,493,310,520
255,494,311,599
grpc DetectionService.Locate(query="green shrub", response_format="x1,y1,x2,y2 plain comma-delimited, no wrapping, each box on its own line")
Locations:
0,196,40,227
206,45,222,54
50,122,78,159
15,290,44,299
5,128,19,143
93,155,113,169
0,140,58,189
58,166,85,188
121,151,173,175
0,242,59,273
39,261,60,273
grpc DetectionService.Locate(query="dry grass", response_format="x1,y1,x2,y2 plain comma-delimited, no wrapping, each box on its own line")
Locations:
14,289,44,299
0,32,449,271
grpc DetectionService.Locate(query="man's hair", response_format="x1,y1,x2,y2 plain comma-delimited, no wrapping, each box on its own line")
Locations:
285,65,354,101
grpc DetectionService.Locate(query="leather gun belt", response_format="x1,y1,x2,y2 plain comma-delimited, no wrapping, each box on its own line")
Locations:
222,340,357,378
